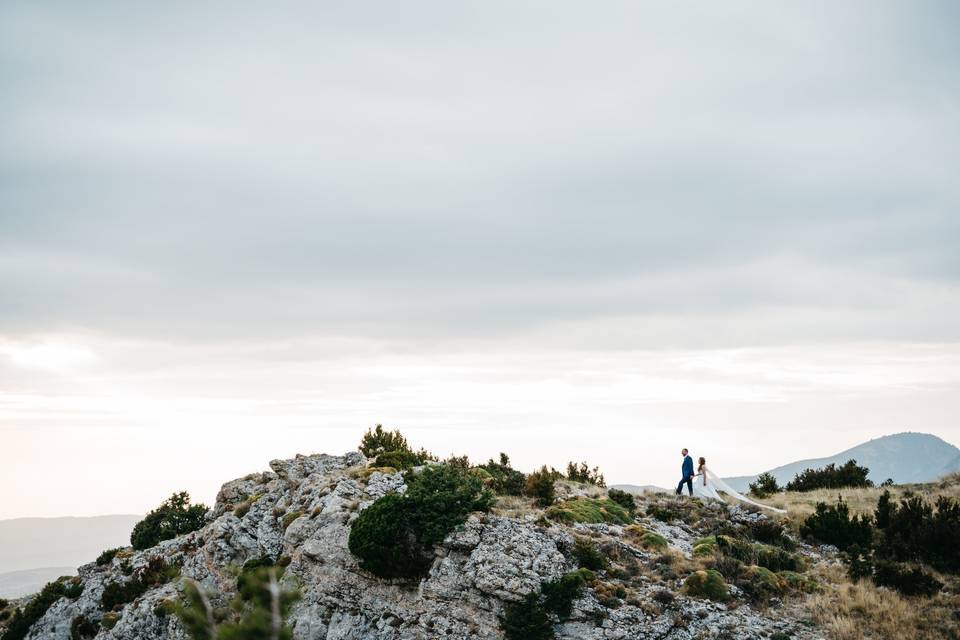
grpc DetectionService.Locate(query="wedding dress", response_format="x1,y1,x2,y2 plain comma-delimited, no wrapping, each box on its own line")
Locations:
693,466,785,513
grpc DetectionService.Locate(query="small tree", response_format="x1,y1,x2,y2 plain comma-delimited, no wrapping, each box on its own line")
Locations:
131,492,208,551
358,424,410,457
800,496,874,551
565,461,605,487
786,459,872,492
525,466,559,507
749,473,781,498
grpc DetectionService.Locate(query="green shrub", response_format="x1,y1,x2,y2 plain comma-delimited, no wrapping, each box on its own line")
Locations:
359,424,410,457
871,560,942,597
748,519,795,549
739,565,783,601
70,615,98,640
749,473,781,498
700,535,804,572
2,578,77,640
348,464,494,579
101,557,179,610
525,466,558,507
501,592,553,640
786,459,873,492
478,454,527,496
874,491,960,574
500,570,589,640
541,570,588,619
572,537,606,571
376,449,426,470
565,461,605,487
130,492,208,551
546,498,632,525
800,497,874,551
646,504,681,522
606,488,636,515
640,532,668,550
684,569,728,601
96,547,124,566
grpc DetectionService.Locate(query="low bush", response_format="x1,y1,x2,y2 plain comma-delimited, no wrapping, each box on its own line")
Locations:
359,424,411,458
501,593,553,640
376,449,430,470
871,560,942,597
572,537,606,571
786,459,872,492
565,461,605,487
749,473,781,498
800,497,874,551
874,491,960,574
70,615,98,640
546,498,632,525
130,492,208,551
748,519,795,550
478,454,527,496
606,488,636,516
525,466,558,507
101,557,179,610
646,504,681,523
2,578,82,640
501,570,589,640
684,569,728,601
280,511,303,531
700,535,805,572
96,547,124,567
348,464,494,579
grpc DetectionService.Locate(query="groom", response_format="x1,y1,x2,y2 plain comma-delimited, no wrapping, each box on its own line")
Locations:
676,448,694,496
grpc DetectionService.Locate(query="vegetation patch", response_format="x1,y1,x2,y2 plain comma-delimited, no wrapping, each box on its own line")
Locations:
501,570,589,640
606,488,636,516
684,569,729,601
571,537,606,571
280,511,303,531
2,578,84,640
478,453,527,496
749,473,781,498
786,459,872,492
102,557,180,610
96,547,124,567
348,464,494,579
565,461,605,487
70,615,98,640
800,497,873,551
546,497,632,525
131,491,208,551
525,466,560,507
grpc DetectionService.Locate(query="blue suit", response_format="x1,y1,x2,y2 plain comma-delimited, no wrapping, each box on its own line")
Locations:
677,455,694,495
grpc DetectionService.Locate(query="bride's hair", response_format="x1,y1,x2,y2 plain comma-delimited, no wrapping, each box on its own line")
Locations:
698,457,706,470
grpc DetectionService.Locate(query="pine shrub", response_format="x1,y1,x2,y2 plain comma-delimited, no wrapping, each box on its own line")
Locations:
800,497,874,551
785,459,872,492
525,466,558,507
748,473,781,498
348,464,494,579
130,492,208,551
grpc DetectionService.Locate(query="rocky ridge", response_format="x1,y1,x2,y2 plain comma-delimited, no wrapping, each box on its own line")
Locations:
13,451,825,640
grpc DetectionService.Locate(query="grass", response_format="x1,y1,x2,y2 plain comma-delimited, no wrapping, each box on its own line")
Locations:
546,497,633,525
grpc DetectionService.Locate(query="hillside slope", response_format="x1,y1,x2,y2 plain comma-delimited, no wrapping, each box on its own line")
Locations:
1,451,826,640
724,432,960,492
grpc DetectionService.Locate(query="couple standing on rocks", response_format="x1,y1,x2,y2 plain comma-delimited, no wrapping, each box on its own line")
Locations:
676,448,785,513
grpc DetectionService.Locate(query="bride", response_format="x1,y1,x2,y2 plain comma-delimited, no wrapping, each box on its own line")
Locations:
692,457,785,513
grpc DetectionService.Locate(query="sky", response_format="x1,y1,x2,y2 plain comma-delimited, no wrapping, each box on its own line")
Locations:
1,2,959,519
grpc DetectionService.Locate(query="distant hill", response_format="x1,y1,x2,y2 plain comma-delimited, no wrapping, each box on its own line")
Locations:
0,514,140,597
0,567,76,599
724,432,960,493
609,484,670,495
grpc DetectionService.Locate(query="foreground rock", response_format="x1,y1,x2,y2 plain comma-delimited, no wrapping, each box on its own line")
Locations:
13,452,825,640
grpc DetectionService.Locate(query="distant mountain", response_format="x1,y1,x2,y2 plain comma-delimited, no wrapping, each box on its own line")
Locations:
0,514,140,597
0,567,76,599
724,432,960,493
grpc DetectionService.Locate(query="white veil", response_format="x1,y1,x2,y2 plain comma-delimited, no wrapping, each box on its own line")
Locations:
704,468,785,513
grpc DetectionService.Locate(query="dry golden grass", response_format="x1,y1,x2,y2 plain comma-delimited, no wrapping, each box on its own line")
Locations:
490,494,539,519
760,475,960,532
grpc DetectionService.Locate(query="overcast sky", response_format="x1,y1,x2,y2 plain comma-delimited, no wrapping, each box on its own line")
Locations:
2,2,959,519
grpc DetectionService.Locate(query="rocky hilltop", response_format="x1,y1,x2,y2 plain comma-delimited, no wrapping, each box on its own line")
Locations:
9,451,826,640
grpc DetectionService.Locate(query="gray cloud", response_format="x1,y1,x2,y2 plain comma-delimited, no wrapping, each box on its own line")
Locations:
2,1,958,345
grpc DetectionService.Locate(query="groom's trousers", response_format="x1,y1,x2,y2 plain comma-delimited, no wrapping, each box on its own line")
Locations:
676,477,693,495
